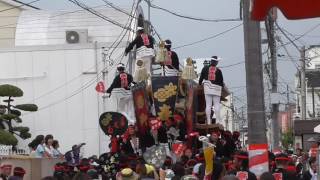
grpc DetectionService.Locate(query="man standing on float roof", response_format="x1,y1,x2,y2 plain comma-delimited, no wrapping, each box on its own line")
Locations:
125,26,154,74
199,56,224,125
164,39,179,71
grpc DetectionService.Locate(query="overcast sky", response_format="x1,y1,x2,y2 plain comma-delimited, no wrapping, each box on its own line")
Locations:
22,0,320,109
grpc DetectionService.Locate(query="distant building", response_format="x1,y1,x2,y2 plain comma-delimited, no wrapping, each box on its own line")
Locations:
294,45,320,150
0,0,38,47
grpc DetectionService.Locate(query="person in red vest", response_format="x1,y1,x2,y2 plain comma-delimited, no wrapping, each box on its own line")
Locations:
199,56,224,125
164,39,179,71
228,151,257,180
273,153,298,180
106,63,134,94
125,26,154,74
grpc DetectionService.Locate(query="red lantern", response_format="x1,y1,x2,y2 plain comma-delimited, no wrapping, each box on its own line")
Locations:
95,81,105,93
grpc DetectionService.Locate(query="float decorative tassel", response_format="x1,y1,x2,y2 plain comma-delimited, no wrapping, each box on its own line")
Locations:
181,57,197,80
199,136,215,180
133,59,149,83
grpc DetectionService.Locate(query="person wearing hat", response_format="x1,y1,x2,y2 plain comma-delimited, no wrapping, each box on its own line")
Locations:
7,167,25,180
0,164,12,180
163,39,179,71
106,63,136,122
228,151,257,180
106,63,134,94
121,125,141,157
117,168,139,180
125,26,154,74
199,56,224,125
273,153,299,180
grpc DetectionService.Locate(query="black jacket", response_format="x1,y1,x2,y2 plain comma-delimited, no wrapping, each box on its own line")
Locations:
273,168,299,180
106,72,133,93
199,65,223,86
198,161,225,180
121,138,140,156
302,170,316,180
0,174,8,180
125,33,154,54
166,50,179,71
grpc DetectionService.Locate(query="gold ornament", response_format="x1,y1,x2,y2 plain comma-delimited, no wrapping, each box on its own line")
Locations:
158,104,171,121
101,113,112,126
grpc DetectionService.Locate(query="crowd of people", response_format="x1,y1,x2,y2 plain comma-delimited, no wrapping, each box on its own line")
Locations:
0,165,26,180
20,128,315,180
28,134,63,159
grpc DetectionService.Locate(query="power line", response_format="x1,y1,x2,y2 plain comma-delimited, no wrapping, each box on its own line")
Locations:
0,0,40,13
220,61,245,68
100,0,162,40
173,23,243,50
277,36,300,70
276,21,320,49
144,0,241,23
22,53,126,117
66,0,132,31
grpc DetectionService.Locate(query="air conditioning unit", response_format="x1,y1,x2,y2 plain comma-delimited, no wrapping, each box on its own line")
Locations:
66,29,88,44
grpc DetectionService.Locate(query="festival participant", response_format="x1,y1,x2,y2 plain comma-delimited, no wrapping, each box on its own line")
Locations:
228,151,257,180
0,164,12,180
52,140,64,159
44,134,54,157
209,131,224,159
222,131,236,159
65,143,86,166
302,157,317,180
116,168,139,180
199,56,224,125
53,163,68,180
232,131,241,150
33,135,51,158
106,63,135,122
260,172,276,180
106,63,134,93
273,153,299,180
125,26,154,74
164,39,179,71
8,167,25,180
121,125,141,157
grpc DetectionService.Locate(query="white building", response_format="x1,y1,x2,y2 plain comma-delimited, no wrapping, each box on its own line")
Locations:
0,5,145,156
296,46,320,119
294,45,320,150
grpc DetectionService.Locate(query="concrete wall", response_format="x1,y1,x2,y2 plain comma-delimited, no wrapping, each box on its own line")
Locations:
0,1,22,48
0,156,62,180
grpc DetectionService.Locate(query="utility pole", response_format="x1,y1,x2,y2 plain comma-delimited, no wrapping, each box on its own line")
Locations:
300,46,306,121
147,0,151,22
243,0,267,144
287,85,290,109
266,11,280,149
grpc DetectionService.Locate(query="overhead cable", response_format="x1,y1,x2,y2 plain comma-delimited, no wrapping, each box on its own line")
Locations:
173,23,243,50
144,0,241,23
